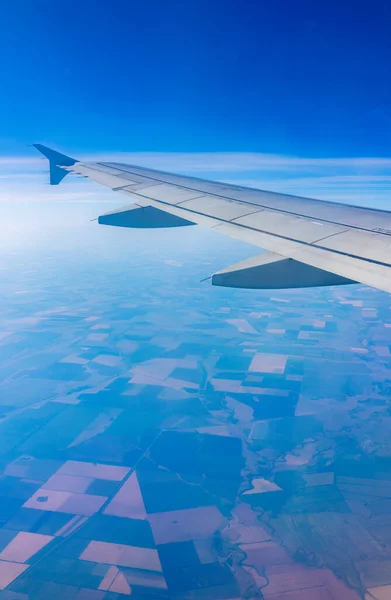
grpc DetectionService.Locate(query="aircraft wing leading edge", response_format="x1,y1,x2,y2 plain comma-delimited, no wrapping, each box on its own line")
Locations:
33,144,391,294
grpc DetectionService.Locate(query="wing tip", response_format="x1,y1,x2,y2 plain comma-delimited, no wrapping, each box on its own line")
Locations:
32,144,78,185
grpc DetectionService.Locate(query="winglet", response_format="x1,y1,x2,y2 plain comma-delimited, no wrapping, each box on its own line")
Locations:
33,144,78,185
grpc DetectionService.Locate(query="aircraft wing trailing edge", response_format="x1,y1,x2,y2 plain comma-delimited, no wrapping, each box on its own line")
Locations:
33,144,391,293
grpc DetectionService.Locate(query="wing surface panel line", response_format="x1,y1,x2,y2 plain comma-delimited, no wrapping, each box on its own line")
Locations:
309,228,351,245
228,209,266,222
173,194,209,206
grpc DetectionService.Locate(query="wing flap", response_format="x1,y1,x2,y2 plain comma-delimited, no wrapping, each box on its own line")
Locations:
130,183,204,204
316,228,391,265
234,210,348,244
180,195,258,221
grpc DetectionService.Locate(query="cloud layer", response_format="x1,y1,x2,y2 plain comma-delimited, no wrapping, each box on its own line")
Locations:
1,151,391,209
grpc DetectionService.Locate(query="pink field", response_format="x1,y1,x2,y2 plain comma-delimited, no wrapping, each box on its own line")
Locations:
148,505,226,545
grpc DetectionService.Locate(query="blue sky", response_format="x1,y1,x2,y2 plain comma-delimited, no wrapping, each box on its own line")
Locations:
1,0,390,157
0,0,391,235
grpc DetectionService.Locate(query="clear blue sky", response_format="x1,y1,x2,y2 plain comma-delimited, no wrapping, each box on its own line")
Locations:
0,0,390,157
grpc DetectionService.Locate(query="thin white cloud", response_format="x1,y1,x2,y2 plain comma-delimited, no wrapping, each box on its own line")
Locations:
1,151,391,172
0,156,41,166
81,152,391,173
0,151,390,209
225,175,391,193
0,173,42,180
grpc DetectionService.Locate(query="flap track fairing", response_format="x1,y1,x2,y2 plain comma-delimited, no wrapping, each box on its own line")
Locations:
212,251,356,289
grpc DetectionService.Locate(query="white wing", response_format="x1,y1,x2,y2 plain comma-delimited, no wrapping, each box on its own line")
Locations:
34,144,391,293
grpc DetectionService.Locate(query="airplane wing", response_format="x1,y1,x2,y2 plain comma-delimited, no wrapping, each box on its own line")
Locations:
33,144,391,293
